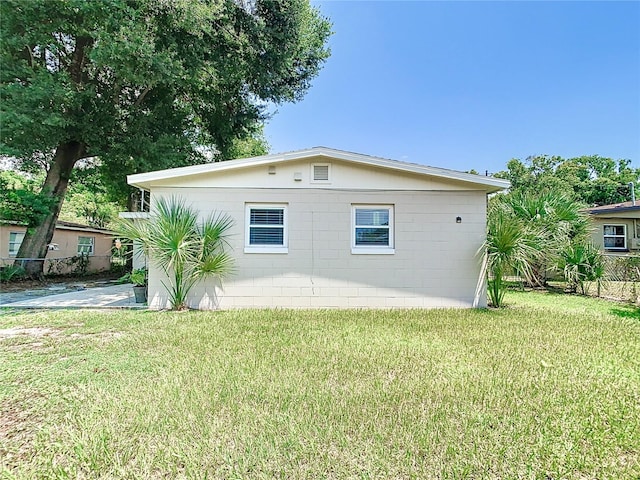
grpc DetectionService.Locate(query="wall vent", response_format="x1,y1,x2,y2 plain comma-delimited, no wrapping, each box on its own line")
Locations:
312,164,330,182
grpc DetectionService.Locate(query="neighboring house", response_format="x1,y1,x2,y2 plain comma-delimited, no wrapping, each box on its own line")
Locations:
0,220,114,274
588,201,640,253
126,147,509,309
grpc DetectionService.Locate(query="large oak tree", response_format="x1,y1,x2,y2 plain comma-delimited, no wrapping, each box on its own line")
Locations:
0,0,331,276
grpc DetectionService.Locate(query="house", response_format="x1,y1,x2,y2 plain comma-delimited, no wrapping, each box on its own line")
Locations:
0,220,114,275
587,201,640,253
127,147,509,309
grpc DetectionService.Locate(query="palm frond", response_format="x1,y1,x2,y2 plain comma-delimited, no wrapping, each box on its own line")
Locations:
114,196,235,310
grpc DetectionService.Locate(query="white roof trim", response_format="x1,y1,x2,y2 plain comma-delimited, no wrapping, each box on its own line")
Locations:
127,147,510,192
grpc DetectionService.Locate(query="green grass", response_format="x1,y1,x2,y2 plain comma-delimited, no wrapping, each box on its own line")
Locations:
1,292,639,479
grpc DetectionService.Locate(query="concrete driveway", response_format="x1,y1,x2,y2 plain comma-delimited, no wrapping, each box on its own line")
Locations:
0,284,146,309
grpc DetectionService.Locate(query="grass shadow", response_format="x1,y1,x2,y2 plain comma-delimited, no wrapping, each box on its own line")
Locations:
609,306,640,320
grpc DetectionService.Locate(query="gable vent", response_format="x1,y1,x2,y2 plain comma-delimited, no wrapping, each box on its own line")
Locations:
313,164,330,181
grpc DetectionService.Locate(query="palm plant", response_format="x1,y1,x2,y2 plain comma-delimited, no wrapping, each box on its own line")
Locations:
499,191,590,286
116,197,234,310
484,202,539,307
558,242,605,295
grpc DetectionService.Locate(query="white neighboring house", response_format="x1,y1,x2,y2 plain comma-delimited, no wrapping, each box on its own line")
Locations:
125,147,509,310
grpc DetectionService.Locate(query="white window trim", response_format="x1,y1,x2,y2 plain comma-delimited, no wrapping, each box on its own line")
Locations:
351,204,395,255
310,163,331,184
603,224,627,250
8,231,24,257
244,203,288,254
77,236,95,256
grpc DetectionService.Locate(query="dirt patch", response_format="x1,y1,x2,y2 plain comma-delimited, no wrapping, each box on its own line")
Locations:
0,327,123,349
0,326,59,338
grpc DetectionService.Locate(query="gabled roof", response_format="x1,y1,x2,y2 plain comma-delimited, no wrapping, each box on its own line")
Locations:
127,146,510,192
588,201,640,215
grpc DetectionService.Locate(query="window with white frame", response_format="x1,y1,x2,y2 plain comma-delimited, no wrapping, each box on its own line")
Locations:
603,224,626,250
8,232,24,257
77,236,95,255
351,205,394,254
245,204,288,253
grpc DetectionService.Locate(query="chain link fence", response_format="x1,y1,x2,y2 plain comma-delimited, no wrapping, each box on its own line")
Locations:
1,255,114,276
598,253,640,303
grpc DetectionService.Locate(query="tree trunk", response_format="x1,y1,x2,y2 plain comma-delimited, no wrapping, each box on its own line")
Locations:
14,142,86,278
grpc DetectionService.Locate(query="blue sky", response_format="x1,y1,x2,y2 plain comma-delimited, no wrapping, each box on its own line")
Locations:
264,1,640,174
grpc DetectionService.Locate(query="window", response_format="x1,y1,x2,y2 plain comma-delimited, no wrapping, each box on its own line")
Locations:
77,236,95,255
351,205,394,254
603,225,626,250
245,204,288,253
8,232,24,257
311,163,330,183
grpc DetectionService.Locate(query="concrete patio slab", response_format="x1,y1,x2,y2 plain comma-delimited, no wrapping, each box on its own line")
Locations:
0,284,146,309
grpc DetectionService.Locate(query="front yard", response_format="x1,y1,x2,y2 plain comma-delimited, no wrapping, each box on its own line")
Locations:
1,292,639,479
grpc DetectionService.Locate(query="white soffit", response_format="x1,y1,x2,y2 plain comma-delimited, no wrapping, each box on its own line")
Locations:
127,147,510,192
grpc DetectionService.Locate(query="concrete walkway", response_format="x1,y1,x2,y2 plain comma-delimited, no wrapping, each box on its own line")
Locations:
0,284,146,309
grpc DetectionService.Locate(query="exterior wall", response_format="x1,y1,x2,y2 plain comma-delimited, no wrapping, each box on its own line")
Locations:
147,187,488,310
0,225,113,274
589,215,640,253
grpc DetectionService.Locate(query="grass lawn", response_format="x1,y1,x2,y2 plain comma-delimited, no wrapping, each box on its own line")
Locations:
1,292,639,479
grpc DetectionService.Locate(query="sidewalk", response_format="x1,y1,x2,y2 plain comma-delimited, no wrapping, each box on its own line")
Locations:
0,284,146,309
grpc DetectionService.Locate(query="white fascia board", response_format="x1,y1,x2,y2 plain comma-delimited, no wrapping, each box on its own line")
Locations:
119,212,151,219
127,147,510,192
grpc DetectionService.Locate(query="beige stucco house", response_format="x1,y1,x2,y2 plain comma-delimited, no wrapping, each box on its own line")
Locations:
127,147,509,310
587,201,640,253
0,220,114,274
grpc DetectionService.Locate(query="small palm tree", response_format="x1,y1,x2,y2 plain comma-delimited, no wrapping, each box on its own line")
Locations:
485,202,539,307
558,241,604,295
116,197,234,310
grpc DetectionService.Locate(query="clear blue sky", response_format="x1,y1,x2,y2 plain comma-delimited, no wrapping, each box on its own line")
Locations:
264,1,640,174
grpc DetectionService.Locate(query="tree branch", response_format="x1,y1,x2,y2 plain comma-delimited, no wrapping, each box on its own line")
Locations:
69,35,93,84
134,86,152,107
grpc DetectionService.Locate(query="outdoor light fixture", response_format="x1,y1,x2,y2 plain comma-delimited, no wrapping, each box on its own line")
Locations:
456,216,462,223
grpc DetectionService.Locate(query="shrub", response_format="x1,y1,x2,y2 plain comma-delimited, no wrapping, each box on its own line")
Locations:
0,265,25,282
558,242,604,295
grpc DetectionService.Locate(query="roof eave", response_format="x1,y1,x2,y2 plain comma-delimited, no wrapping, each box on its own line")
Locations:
589,206,640,215
127,147,511,192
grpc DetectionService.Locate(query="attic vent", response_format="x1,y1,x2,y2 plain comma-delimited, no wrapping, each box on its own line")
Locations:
312,163,330,182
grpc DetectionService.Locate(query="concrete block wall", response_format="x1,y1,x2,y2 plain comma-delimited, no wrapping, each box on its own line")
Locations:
147,188,487,309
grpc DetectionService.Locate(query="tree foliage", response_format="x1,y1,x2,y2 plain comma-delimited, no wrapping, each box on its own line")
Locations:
0,0,331,275
0,169,54,228
495,155,640,206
